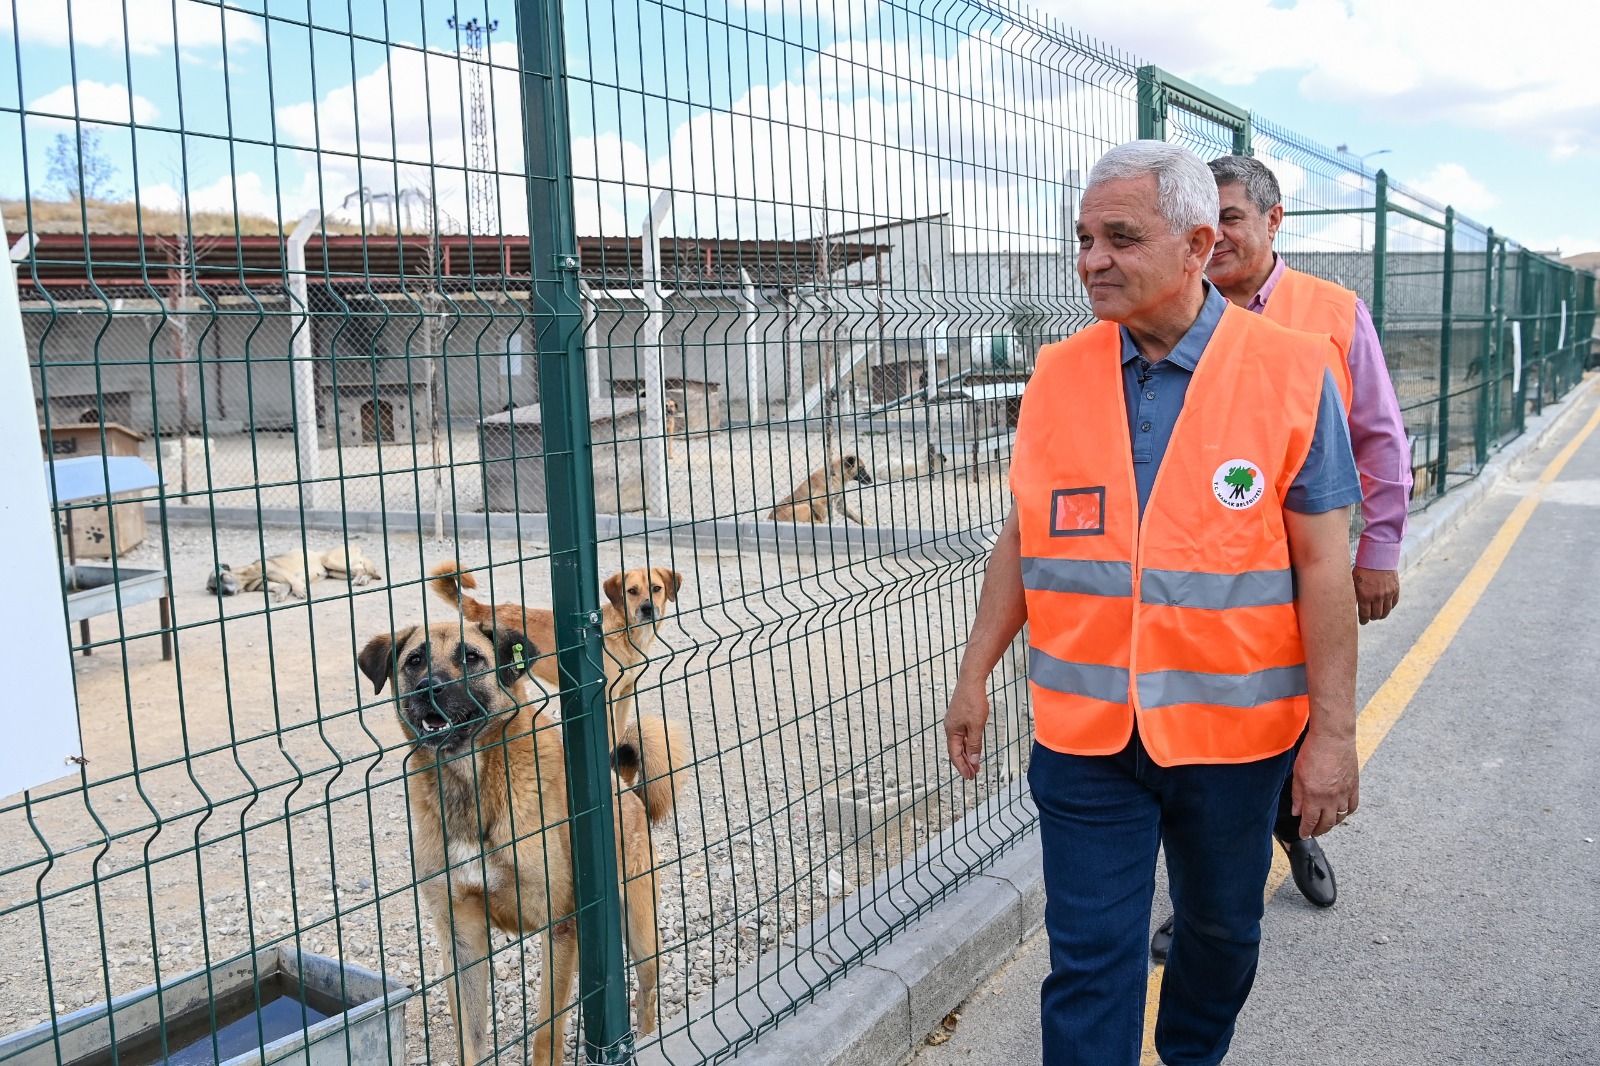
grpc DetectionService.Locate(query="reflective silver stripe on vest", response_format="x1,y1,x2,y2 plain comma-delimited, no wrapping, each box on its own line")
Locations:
1021,557,1134,597
1137,663,1308,710
1140,567,1295,610
1029,647,1130,704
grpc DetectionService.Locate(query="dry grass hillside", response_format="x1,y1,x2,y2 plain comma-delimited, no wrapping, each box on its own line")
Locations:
2,198,364,237
1561,250,1600,274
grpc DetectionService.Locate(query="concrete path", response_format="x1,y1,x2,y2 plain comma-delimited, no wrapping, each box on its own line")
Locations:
908,385,1600,1066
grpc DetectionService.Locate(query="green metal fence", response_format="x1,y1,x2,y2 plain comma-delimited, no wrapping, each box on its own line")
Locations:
1155,85,1596,498
0,3,1594,1065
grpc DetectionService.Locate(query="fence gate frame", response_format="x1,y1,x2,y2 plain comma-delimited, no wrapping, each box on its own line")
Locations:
1137,65,1252,155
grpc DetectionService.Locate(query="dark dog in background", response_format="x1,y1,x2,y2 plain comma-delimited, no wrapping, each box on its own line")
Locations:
358,619,685,1065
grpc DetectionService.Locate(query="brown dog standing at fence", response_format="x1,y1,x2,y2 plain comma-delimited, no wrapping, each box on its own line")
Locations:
428,563,682,742
359,620,684,1065
767,454,874,525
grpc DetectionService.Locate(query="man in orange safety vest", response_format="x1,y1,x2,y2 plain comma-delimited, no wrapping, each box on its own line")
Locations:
945,140,1361,1066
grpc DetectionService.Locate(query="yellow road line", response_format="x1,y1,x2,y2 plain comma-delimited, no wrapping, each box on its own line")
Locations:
1139,392,1600,1065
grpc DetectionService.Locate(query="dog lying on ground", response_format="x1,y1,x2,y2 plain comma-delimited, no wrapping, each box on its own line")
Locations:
767,454,874,525
358,620,684,1065
428,563,682,742
216,545,384,601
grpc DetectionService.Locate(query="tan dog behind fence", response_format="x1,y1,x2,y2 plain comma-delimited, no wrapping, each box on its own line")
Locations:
232,544,383,601
428,562,682,741
358,620,685,1064
767,454,874,525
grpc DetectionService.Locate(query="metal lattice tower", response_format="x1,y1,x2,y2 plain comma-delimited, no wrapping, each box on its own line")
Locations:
447,15,498,235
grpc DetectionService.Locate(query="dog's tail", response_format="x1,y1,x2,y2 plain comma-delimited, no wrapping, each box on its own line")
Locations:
427,562,496,626
613,713,687,824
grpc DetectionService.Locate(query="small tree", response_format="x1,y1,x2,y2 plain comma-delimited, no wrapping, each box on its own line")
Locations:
46,129,118,201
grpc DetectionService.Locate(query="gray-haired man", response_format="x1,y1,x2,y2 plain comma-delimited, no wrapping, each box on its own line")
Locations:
945,141,1361,1066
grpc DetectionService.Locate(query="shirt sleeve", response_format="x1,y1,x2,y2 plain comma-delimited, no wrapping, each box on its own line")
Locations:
1345,298,1414,570
1285,368,1364,516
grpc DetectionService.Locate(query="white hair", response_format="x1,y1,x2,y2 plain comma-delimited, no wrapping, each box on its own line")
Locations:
1085,141,1220,235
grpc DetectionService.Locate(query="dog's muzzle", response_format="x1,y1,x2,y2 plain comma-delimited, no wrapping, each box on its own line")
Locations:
404,680,493,750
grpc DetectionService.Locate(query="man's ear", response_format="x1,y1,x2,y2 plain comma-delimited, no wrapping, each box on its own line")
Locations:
1188,223,1218,268
484,622,534,689
1266,202,1284,241
358,627,414,694
602,571,626,609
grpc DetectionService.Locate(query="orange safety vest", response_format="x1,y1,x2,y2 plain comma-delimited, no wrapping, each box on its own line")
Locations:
1010,303,1338,766
1261,265,1356,410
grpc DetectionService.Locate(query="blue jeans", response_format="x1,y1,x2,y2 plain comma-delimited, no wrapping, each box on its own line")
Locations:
1028,734,1293,1066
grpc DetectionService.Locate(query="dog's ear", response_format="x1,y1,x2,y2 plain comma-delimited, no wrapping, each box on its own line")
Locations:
483,622,534,689
358,627,414,695
661,569,683,602
602,571,626,609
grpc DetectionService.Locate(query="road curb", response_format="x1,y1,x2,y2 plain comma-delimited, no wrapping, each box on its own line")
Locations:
701,373,1596,1066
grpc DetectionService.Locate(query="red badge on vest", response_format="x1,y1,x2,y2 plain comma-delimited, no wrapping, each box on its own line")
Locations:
1050,487,1106,536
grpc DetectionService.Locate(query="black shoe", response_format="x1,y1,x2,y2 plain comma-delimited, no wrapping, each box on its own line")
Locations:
1280,834,1337,908
1150,915,1175,962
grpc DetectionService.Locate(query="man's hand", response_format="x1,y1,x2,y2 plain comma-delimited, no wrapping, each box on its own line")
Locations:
1353,566,1399,624
944,679,992,780
1291,730,1359,838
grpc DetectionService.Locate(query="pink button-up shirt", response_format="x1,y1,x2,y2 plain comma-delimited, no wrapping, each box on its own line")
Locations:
1250,256,1412,570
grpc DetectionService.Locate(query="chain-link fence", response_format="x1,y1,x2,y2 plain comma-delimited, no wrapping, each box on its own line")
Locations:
2,3,1595,1066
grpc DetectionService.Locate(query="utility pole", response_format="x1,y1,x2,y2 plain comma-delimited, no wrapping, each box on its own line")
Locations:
448,15,499,235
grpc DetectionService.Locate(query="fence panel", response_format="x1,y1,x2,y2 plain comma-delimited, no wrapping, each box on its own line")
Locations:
2,7,1594,1066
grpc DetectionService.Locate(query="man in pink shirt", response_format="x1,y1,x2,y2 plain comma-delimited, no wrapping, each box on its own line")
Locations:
1151,154,1412,960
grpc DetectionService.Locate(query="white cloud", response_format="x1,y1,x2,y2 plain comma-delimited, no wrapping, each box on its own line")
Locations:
141,172,280,219
1038,0,1600,158
274,40,527,233
28,80,159,125
569,27,1116,248
1412,163,1498,214
1,0,264,55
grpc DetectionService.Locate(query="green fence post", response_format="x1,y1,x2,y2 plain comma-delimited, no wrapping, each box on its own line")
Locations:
1561,266,1577,392
1475,228,1493,467
1532,255,1545,416
1436,205,1455,497
1137,66,1166,141
516,0,635,1061
1495,238,1509,442
1371,170,1388,345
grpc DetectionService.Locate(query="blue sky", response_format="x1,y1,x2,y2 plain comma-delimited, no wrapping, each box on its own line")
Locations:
1047,0,1600,255
3,0,1595,256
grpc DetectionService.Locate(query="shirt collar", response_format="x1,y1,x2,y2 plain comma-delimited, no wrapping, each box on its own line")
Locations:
1246,253,1289,313
1119,280,1229,372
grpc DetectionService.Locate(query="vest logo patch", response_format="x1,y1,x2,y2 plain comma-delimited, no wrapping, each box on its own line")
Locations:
1050,487,1106,536
1212,460,1265,510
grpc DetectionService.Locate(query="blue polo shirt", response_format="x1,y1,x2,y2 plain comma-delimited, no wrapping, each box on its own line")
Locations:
1121,282,1361,518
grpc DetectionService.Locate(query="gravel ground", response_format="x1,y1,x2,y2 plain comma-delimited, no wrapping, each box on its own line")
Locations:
127,406,1012,534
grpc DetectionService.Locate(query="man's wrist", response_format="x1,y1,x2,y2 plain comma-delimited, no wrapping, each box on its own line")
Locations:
1354,537,1402,571
1305,720,1356,743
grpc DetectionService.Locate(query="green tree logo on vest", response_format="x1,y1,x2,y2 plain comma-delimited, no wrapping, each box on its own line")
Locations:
1212,459,1266,510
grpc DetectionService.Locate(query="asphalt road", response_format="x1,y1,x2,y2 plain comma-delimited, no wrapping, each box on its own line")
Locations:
909,388,1600,1066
